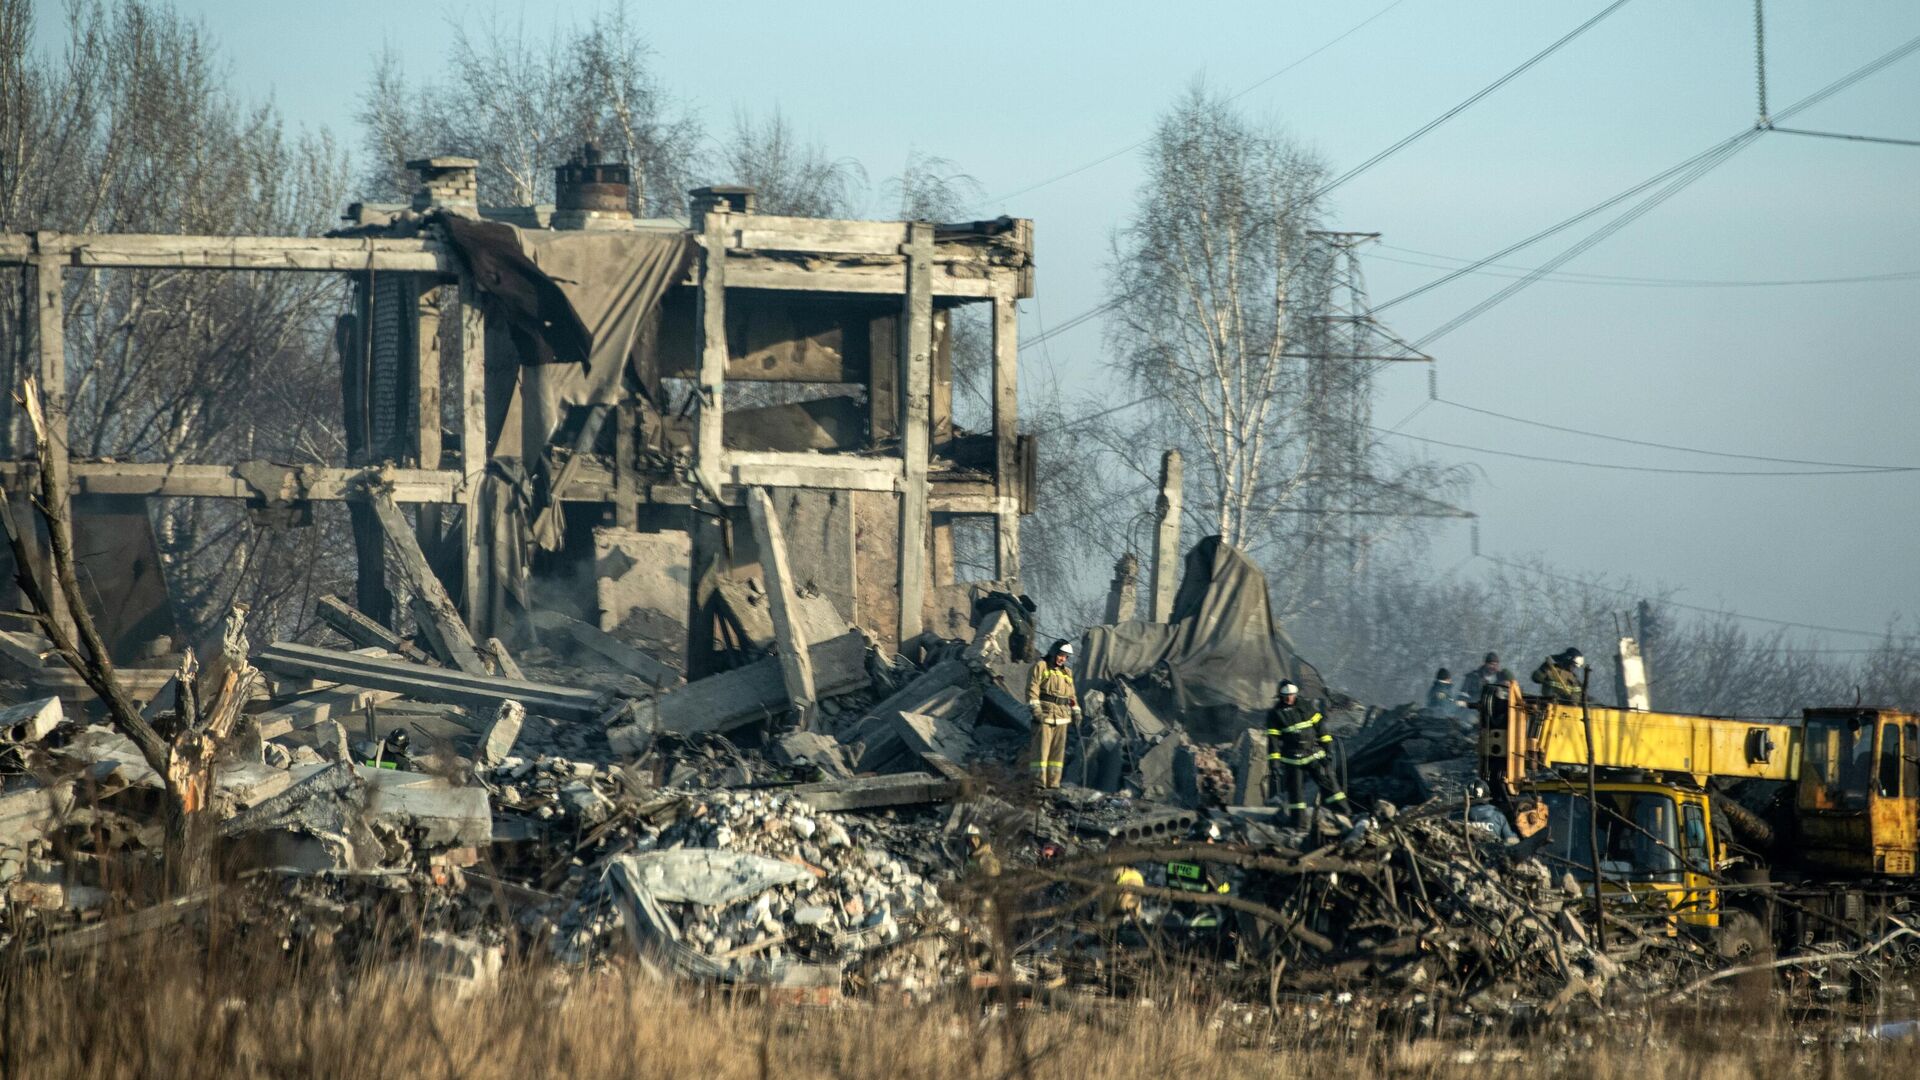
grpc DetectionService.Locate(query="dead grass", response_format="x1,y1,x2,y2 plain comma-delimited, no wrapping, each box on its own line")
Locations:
2,928,1916,1080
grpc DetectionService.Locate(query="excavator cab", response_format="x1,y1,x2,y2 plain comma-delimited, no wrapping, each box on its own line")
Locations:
1797,708,1919,876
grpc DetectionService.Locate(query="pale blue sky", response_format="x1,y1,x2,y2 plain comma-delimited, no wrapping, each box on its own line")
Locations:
37,0,1920,645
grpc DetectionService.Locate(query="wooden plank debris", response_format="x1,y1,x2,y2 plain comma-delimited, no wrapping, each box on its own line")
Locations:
316,594,434,664
745,487,816,726
367,492,488,676
485,637,525,680
254,685,402,741
253,642,607,721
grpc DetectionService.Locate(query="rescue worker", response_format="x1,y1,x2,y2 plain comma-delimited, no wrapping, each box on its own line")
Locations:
1264,680,1347,827
1460,652,1503,703
1425,668,1458,711
1026,639,1081,789
1167,822,1233,899
963,824,1001,879
1531,647,1586,705
1103,864,1145,920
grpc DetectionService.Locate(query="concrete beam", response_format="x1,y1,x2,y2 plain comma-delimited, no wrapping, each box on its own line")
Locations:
745,487,816,726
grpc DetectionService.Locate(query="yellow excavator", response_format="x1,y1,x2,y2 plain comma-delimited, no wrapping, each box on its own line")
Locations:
1478,686,1920,950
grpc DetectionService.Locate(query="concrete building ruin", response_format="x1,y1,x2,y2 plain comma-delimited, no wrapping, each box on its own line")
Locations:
0,149,1036,691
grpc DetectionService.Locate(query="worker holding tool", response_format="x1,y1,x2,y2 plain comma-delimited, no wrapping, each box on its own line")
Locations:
1265,680,1347,828
1531,648,1586,705
1027,639,1081,789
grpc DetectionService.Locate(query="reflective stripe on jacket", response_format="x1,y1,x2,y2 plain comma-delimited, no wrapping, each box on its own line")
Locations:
1027,662,1078,725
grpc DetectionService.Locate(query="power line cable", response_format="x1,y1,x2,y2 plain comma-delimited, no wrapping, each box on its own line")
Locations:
1477,551,1891,638
1314,0,1634,197
1402,30,1920,345
1427,398,1913,471
1371,244,1920,287
1374,426,1918,476
1012,0,1634,350
1376,30,1920,318
1764,125,1920,148
1413,133,1764,344
972,0,1418,211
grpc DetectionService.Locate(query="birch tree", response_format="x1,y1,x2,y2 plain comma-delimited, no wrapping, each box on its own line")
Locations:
1106,85,1329,553
356,9,702,217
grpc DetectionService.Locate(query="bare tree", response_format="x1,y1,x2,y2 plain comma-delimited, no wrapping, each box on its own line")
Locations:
719,108,864,217
355,9,702,217
1,0,351,644
1105,84,1330,554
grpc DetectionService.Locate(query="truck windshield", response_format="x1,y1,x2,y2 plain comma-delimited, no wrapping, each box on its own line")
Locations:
1538,790,1682,884
1803,714,1874,811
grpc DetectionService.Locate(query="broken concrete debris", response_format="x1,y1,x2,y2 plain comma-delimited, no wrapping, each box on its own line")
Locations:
0,696,62,745
0,533,1874,1025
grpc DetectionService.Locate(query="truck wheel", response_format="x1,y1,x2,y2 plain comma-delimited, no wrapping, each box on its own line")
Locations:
1715,910,1772,963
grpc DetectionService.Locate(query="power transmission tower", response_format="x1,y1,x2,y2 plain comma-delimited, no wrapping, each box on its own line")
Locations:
1298,231,1432,654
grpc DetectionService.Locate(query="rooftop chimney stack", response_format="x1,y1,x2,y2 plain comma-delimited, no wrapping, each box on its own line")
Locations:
407,156,479,215
688,185,757,229
552,143,634,230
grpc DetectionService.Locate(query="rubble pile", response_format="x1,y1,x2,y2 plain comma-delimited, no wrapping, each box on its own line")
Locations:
0,541,1882,1024
1249,810,1671,1015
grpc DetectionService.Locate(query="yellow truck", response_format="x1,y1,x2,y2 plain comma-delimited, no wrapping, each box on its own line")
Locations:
1479,688,1920,951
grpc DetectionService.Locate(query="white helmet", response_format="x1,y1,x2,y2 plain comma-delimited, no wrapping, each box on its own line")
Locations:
1059,641,1075,655
1277,680,1300,697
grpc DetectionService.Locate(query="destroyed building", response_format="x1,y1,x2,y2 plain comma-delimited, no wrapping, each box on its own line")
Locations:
1,149,1887,1027
0,148,1035,699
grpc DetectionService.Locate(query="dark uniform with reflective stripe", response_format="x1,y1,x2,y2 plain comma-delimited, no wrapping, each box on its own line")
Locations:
1265,700,1347,826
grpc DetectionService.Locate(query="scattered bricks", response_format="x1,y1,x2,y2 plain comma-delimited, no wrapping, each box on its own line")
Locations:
479,700,525,768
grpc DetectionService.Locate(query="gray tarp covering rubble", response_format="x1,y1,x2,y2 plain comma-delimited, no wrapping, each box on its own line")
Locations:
605,849,814,908
1077,536,1325,712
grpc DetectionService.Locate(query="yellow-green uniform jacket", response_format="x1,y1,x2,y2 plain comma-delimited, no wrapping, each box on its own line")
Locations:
1027,662,1078,725
1266,701,1331,763
1531,660,1583,704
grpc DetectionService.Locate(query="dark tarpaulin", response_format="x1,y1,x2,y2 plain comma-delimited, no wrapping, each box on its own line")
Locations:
442,217,694,424
1077,536,1324,713
442,217,695,558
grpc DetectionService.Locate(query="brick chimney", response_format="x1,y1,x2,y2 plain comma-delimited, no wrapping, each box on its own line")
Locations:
688,184,756,230
407,156,479,215
551,143,633,230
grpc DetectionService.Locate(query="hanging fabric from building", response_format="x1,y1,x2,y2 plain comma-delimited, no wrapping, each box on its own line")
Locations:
442,217,693,428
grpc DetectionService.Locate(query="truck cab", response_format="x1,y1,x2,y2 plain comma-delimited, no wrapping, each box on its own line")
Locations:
1797,708,1919,876
1478,686,1796,927
1524,775,1724,926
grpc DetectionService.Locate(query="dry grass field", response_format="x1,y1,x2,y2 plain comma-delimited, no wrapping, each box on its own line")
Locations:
3,930,1916,1080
